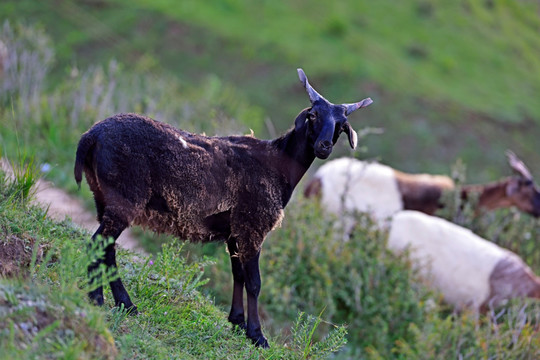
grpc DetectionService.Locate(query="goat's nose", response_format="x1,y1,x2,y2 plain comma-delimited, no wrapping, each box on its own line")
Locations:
319,140,332,150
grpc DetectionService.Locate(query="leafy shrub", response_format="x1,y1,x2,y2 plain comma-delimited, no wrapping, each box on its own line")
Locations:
191,183,540,358
392,300,540,359
290,312,348,359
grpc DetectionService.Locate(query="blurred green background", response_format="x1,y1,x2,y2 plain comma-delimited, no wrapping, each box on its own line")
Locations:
2,0,539,182
2,1,540,358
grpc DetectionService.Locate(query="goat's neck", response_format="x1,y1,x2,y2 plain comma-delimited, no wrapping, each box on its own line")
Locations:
462,179,511,210
271,128,315,201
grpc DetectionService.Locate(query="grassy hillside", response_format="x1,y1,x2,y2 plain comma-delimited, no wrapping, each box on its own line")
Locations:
2,5,540,359
125,0,540,123
1,0,540,179
0,0,540,181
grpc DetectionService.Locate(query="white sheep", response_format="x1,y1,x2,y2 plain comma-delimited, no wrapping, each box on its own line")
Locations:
388,210,540,311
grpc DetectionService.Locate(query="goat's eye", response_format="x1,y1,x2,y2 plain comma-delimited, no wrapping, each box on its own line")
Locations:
308,113,317,121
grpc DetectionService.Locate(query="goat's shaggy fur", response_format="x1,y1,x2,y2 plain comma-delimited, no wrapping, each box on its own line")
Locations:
76,113,289,262
74,69,372,347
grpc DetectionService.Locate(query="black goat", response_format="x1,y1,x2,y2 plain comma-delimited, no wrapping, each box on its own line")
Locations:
74,68,373,347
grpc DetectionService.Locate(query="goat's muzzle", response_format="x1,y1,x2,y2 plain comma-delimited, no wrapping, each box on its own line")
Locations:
315,140,333,159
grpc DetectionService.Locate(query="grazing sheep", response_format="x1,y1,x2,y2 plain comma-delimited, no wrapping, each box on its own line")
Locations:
304,152,540,225
74,68,373,347
388,210,540,311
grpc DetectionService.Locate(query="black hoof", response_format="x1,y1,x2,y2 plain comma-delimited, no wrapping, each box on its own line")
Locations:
251,335,269,348
247,327,268,348
88,290,104,306
228,313,246,331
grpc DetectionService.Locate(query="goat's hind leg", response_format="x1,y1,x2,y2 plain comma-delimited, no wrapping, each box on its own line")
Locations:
227,238,247,331
88,223,107,306
87,185,107,305
88,208,137,314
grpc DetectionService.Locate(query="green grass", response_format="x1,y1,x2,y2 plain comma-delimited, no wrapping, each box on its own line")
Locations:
1,280,118,360
123,0,540,122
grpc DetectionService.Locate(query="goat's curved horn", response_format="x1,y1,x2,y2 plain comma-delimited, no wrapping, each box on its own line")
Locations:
506,150,533,180
344,98,373,116
297,68,326,104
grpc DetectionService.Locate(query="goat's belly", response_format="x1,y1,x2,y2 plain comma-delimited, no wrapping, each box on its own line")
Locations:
132,209,229,243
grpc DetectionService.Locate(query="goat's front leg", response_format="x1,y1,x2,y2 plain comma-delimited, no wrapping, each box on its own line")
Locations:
227,238,246,330
243,251,268,348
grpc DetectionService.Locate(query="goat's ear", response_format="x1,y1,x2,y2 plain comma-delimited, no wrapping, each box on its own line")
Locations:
295,110,308,132
343,122,358,149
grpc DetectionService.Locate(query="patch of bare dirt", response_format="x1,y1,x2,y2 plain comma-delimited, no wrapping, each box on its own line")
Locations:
0,234,43,277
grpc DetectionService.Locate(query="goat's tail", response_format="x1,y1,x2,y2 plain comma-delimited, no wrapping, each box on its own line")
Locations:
74,131,95,189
